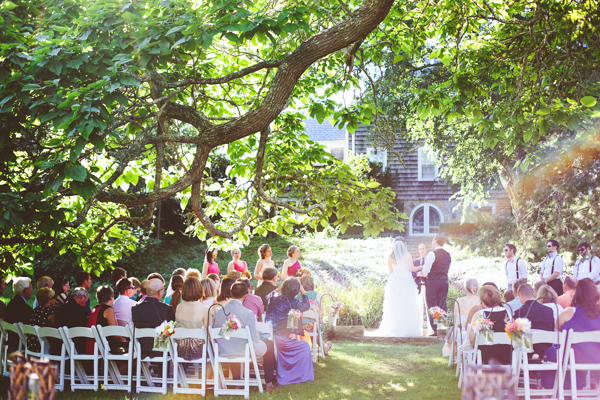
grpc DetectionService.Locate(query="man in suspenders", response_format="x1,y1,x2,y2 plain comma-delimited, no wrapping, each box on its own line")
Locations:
504,243,528,292
539,239,564,296
573,242,600,283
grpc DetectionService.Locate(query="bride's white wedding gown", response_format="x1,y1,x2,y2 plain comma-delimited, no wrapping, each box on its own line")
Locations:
376,256,423,337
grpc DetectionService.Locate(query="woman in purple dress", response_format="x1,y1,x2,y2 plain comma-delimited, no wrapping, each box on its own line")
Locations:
266,278,314,385
542,278,600,390
282,245,302,279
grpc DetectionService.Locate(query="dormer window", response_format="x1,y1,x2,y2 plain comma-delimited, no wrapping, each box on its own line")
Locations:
418,146,438,181
366,147,387,169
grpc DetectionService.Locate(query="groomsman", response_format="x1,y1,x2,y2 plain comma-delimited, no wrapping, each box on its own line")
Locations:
503,243,528,292
573,242,600,283
418,234,451,335
539,239,564,296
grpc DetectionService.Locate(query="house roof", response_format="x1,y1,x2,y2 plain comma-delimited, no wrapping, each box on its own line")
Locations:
304,118,347,141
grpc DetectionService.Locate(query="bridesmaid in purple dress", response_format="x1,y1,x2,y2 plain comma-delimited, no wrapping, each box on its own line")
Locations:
266,278,314,385
282,245,302,279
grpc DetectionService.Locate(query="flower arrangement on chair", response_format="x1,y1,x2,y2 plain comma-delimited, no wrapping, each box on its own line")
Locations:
219,314,240,340
472,318,495,344
505,318,533,352
331,301,344,318
428,306,447,328
153,320,176,351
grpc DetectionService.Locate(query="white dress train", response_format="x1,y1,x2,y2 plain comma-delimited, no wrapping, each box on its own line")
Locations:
376,256,423,337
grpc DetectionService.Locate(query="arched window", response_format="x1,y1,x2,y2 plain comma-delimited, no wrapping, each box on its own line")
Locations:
409,203,444,236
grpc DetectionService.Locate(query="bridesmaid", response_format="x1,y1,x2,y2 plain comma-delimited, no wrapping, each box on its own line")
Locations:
202,248,220,277
282,245,302,279
227,248,248,273
254,244,275,286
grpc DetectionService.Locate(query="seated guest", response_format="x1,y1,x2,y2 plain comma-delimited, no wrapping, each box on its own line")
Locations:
0,277,6,320
266,278,313,385
468,285,512,365
255,266,279,309
513,284,555,359
503,290,514,303
213,282,277,391
200,278,217,307
165,268,186,302
186,268,201,280
175,277,209,360
467,281,501,324
214,278,234,308
26,287,56,353
87,286,126,356
452,278,480,347
110,267,127,298
557,276,576,309
505,278,528,317
147,272,165,284
240,278,264,322
75,271,92,315
137,280,148,303
33,276,53,309
55,287,90,354
6,277,33,352
296,275,332,354
129,278,141,300
131,278,175,358
113,278,137,325
533,280,547,297
226,270,242,281
207,273,220,289
167,275,184,313
51,276,70,311
536,284,564,323
543,278,600,390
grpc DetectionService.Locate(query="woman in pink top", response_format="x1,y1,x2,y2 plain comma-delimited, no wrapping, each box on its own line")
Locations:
254,243,275,286
202,248,220,277
282,245,302,279
227,248,248,273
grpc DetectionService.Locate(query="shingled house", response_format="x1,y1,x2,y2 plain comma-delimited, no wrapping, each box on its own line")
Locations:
304,118,512,240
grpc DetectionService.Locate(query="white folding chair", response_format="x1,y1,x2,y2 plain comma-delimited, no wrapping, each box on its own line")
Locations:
562,329,600,400
132,327,172,394
460,331,513,388
514,329,565,400
94,325,133,392
37,326,70,391
171,327,208,395
256,321,276,360
19,324,43,360
60,326,99,391
209,326,263,399
1,320,24,377
454,315,468,376
301,310,325,363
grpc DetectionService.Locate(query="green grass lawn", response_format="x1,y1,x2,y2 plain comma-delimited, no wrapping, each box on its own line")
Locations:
39,341,459,400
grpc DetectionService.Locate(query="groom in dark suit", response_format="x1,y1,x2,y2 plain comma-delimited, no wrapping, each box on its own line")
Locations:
418,234,451,335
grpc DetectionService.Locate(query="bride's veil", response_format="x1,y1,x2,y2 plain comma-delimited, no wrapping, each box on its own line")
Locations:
392,237,409,263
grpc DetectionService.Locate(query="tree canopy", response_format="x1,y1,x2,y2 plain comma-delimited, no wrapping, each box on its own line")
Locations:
0,0,404,275
355,0,600,249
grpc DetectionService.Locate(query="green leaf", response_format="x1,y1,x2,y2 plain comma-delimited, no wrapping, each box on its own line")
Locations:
166,26,185,36
120,76,140,87
581,96,597,108
523,130,534,143
65,165,87,182
535,108,552,116
70,180,96,201
366,181,380,188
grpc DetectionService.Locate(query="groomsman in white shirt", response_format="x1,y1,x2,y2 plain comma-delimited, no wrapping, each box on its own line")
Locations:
573,242,600,283
539,239,564,296
504,243,528,292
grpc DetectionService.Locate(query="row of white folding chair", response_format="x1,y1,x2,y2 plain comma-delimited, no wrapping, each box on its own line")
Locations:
449,315,467,370
0,319,24,376
459,331,513,389
561,329,600,400
170,327,209,395
302,309,325,363
209,326,263,399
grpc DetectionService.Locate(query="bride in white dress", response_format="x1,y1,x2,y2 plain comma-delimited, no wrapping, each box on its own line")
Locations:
376,237,424,337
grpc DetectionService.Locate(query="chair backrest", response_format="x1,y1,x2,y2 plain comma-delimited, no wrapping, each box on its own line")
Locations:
209,325,251,341
64,326,96,340
20,324,37,338
134,327,159,339
302,309,319,320
37,326,63,340
256,321,274,342
530,329,561,345
171,327,207,340
565,329,600,345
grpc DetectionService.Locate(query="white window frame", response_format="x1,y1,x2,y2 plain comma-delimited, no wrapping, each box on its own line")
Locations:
366,147,388,169
417,146,438,181
409,203,444,236
470,202,497,214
